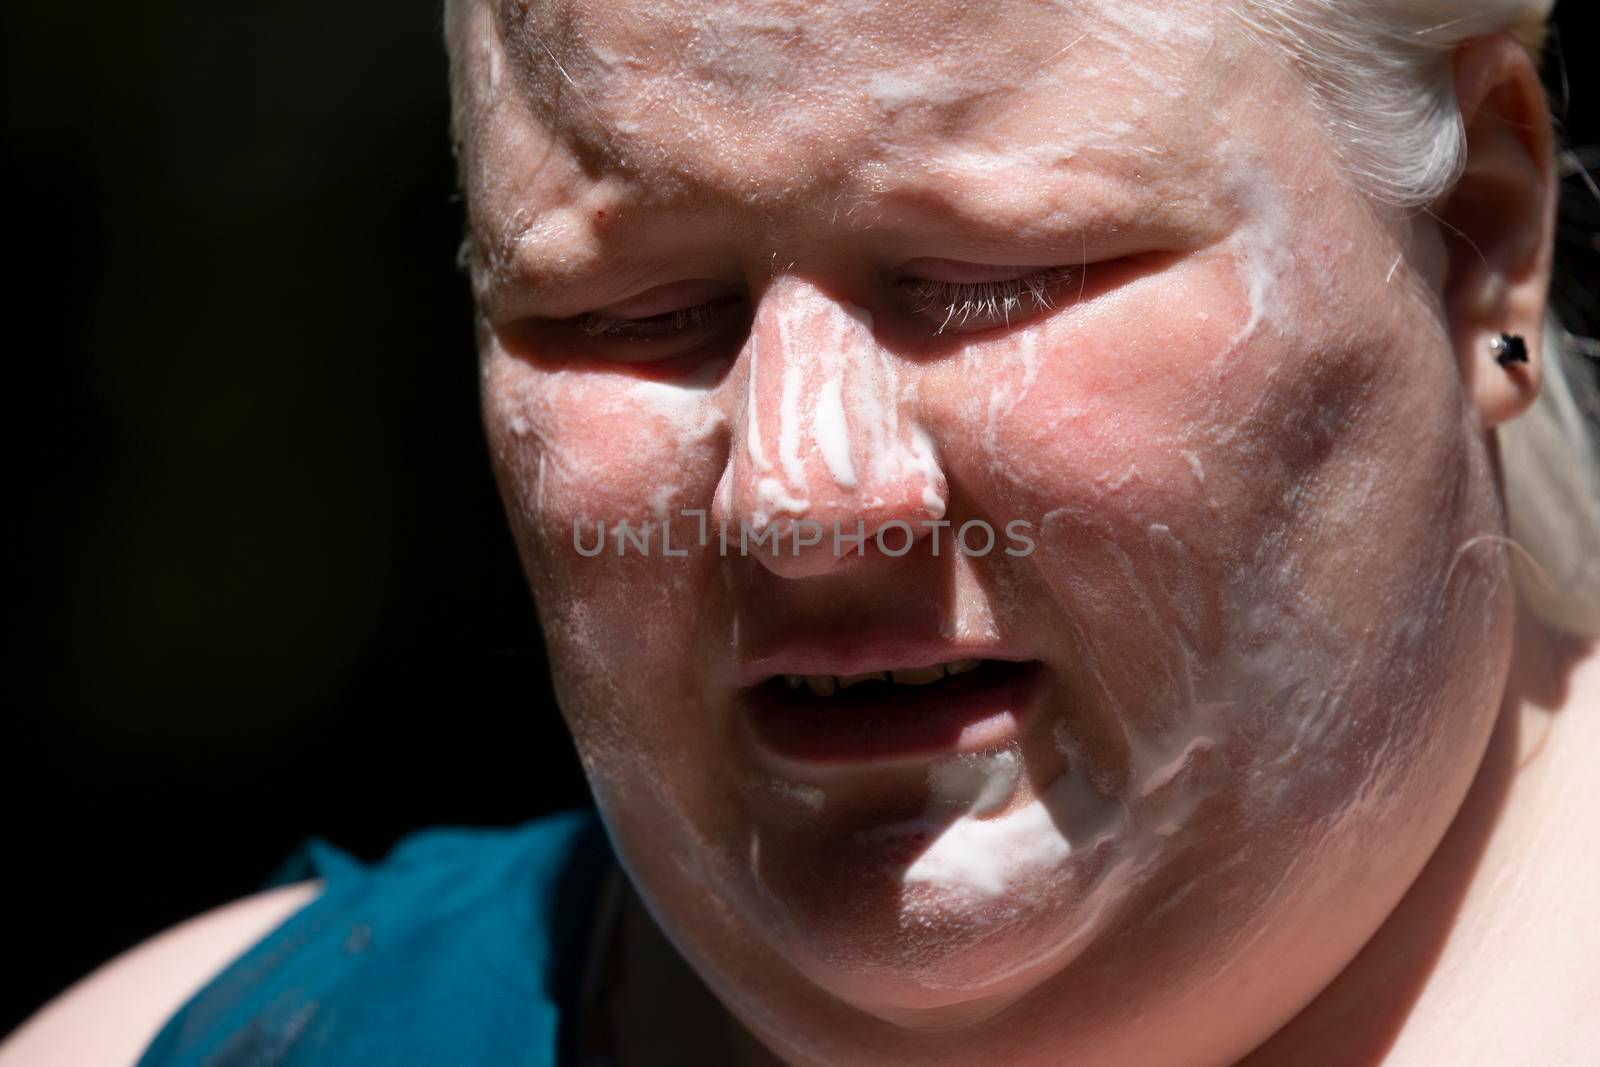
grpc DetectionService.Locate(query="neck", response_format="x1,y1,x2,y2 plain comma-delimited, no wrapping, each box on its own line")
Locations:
1242,604,1600,1065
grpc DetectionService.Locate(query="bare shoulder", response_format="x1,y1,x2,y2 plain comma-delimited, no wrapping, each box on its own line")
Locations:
0,880,323,1067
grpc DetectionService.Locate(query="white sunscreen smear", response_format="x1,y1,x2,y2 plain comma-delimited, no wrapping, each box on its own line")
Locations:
814,375,857,489
746,333,771,471
902,751,1126,902
904,795,1070,896
778,362,808,490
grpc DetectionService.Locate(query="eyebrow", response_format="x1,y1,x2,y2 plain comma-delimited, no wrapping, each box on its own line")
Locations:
473,155,1227,319
482,247,680,319
470,190,746,319
874,151,1232,249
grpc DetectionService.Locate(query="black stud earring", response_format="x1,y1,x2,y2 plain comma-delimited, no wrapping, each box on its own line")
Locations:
1491,333,1528,367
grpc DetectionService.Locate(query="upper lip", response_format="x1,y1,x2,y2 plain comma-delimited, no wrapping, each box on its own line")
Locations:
736,636,1029,688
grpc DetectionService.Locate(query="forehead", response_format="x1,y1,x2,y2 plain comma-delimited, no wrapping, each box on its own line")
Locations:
449,0,1269,279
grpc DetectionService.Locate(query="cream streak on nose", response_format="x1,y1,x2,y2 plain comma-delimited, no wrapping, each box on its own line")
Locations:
730,277,949,569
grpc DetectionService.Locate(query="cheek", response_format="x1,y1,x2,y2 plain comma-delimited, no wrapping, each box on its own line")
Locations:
480,347,731,753
482,351,725,534
932,245,1502,825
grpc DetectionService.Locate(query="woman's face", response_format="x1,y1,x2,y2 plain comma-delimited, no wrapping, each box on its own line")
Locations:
455,0,1514,1061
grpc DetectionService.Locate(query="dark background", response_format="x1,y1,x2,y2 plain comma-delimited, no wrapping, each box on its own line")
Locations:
5,0,1596,1035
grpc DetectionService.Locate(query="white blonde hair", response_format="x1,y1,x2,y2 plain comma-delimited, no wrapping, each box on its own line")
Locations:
1235,0,1600,636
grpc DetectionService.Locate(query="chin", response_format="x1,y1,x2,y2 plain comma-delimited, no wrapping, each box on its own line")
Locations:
776,860,1139,1020
689,771,1160,1020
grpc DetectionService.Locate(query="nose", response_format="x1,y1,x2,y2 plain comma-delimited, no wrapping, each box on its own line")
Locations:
718,275,949,578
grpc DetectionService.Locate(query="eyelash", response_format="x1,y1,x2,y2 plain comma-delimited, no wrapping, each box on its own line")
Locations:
900,266,1077,335
575,296,740,340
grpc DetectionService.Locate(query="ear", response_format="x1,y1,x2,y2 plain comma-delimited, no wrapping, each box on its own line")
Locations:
1435,33,1557,429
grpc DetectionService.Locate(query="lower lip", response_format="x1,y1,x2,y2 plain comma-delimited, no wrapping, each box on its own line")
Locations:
744,661,1043,765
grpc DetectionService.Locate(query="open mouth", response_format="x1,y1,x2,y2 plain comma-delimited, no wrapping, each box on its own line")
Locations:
744,659,1043,765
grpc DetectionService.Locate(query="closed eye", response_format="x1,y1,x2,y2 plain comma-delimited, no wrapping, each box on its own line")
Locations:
575,294,745,341
899,265,1078,335
540,281,749,365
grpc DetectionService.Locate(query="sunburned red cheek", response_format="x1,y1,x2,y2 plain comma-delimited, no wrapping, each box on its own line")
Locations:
922,188,1408,796
936,248,1271,571
480,345,741,749
482,349,730,553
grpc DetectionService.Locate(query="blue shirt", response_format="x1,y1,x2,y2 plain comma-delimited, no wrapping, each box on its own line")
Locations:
135,809,616,1067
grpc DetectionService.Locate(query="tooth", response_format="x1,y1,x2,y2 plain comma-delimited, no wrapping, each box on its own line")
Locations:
891,665,946,685
838,671,887,689
805,675,837,697
944,659,981,675
784,674,802,690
